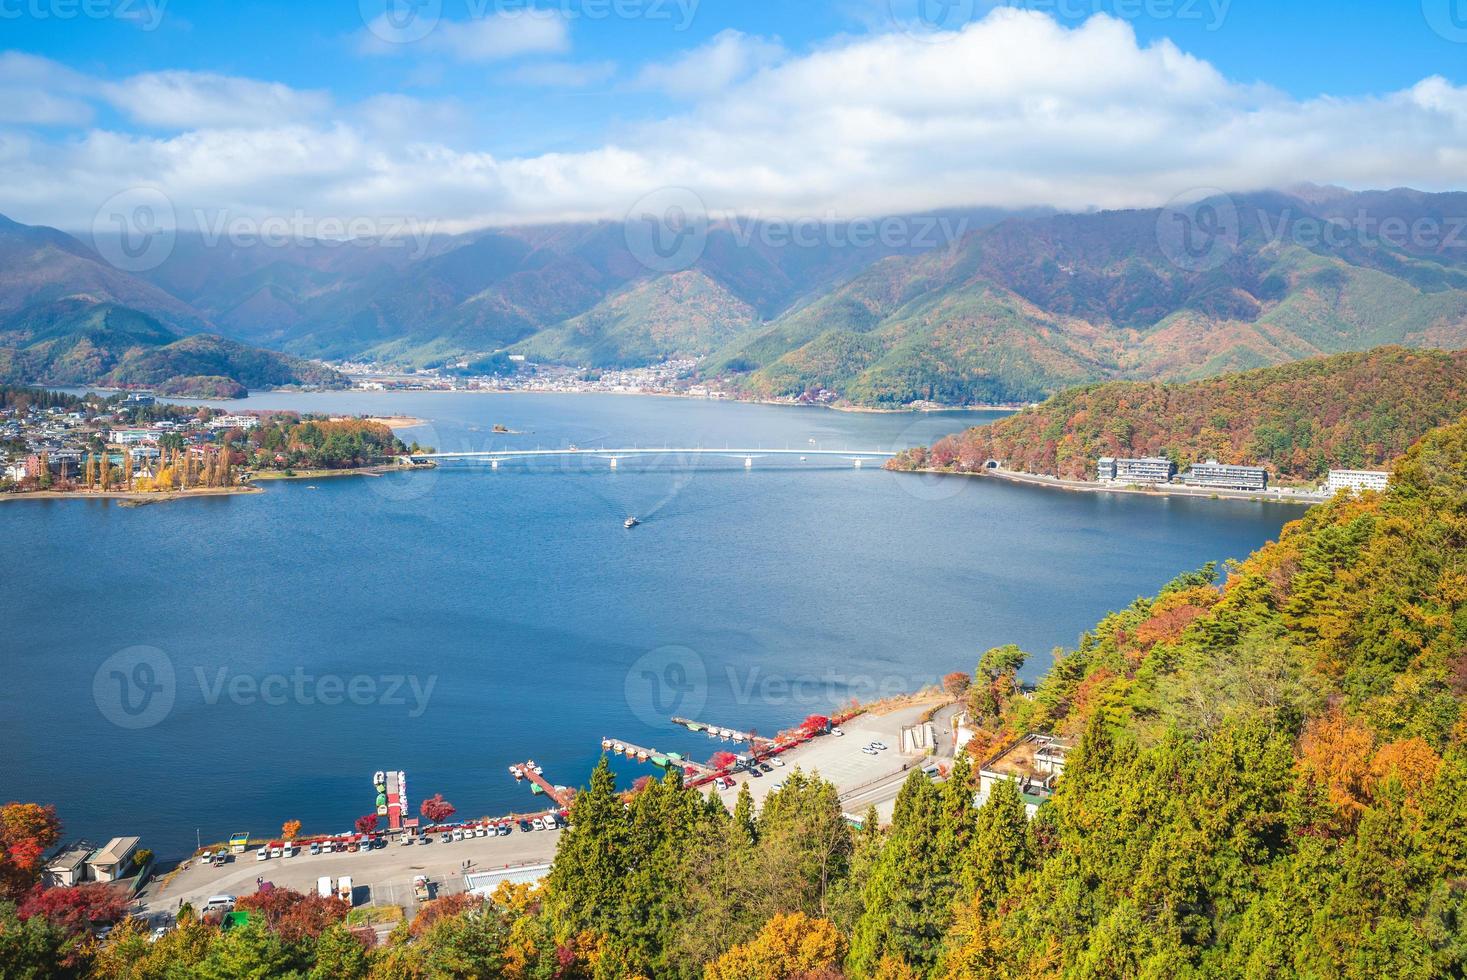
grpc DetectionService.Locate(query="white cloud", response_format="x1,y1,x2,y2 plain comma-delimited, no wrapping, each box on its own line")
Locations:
5,11,1467,232
632,30,785,99
506,61,618,89
0,52,94,126
359,12,570,62
101,71,332,129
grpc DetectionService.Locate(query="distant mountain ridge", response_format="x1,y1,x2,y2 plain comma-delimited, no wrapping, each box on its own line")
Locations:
7,187,1467,403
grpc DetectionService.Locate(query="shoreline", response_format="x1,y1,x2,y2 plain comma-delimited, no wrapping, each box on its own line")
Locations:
247,462,432,482
0,485,263,504
897,465,1327,506
269,386,1019,415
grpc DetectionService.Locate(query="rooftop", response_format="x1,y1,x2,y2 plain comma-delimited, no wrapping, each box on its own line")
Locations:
89,836,140,866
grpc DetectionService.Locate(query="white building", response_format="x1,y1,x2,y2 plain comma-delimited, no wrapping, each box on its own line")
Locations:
87,837,140,882
1327,469,1390,494
1097,456,1175,484
210,415,259,431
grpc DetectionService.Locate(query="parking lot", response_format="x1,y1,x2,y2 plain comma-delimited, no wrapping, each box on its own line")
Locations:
138,826,563,921
710,700,957,822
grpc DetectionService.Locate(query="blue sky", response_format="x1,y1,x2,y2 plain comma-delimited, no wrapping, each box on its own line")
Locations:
2,0,1466,230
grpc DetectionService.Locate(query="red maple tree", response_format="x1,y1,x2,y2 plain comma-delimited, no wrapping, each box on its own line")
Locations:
419,794,457,824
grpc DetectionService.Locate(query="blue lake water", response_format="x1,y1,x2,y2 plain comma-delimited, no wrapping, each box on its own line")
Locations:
1,393,1298,857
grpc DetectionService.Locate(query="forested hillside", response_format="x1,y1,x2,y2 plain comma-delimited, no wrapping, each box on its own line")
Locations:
893,347,1467,482
6,410,1466,977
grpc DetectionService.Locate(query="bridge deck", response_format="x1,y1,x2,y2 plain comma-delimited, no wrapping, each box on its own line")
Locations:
416,447,897,460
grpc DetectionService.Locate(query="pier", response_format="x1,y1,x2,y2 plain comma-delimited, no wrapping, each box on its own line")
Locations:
600,737,717,778
671,716,777,751
508,762,571,809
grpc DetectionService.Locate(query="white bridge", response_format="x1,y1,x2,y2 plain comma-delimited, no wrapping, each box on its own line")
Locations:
409,447,898,469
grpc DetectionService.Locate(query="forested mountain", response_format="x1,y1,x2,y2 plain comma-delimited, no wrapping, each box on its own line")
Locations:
715,189,1467,405
0,217,346,393
0,299,344,395
892,346,1467,482
7,407,1466,978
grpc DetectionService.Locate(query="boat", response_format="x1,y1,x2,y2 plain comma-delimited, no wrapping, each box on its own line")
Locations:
624,517,640,529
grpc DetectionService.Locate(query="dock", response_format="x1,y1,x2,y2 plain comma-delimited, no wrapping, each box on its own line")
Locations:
600,738,717,778
671,716,777,750
507,761,572,809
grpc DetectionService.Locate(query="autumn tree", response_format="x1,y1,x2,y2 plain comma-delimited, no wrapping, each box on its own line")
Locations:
420,794,457,824
0,803,62,900
281,820,302,842
942,671,971,699
354,814,378,835
704,912,843,980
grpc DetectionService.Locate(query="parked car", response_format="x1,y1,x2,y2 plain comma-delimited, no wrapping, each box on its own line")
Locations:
758,762,773,772
749,768,762,778
440,832,453,844
518,819,533,833
872,741,888,750
532,817,546,831
476,825,489,837
255,849,268,862
401,835,414,846
861,746,877,755
452,829,464,841
149,926,168,943
417,835,431,845
199,851,214,866
308,842,321,855
831,727,844,737
773,781,786,791
771,757,785,767
498,823,512,836
269,845,283,859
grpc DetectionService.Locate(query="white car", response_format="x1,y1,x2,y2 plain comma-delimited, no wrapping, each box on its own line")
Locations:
532,817,546,831
149,926,168,944
861,746,877,755
872,741,888,750
772,781,786,791
452,829,464,841
771,757,785,767
831,727,844,737
477,826,489,837
255,848,269,862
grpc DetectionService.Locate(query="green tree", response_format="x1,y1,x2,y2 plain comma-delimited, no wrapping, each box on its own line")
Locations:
543,757,629,940
848,770,945,976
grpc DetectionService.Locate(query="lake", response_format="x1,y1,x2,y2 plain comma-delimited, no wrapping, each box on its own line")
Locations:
1,392,1298,856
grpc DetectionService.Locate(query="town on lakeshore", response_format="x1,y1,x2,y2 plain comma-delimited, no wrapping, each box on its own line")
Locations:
0,387,430,499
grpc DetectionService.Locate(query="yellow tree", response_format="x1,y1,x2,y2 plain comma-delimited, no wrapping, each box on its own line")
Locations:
121,447,133,490
704,912,843,980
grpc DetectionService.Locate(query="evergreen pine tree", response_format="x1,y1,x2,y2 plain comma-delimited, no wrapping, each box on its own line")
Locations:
542,757,628,940
848,769,946,976
960,777,1034,908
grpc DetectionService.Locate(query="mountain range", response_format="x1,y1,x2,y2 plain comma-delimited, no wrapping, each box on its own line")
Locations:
4,187,1467,402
